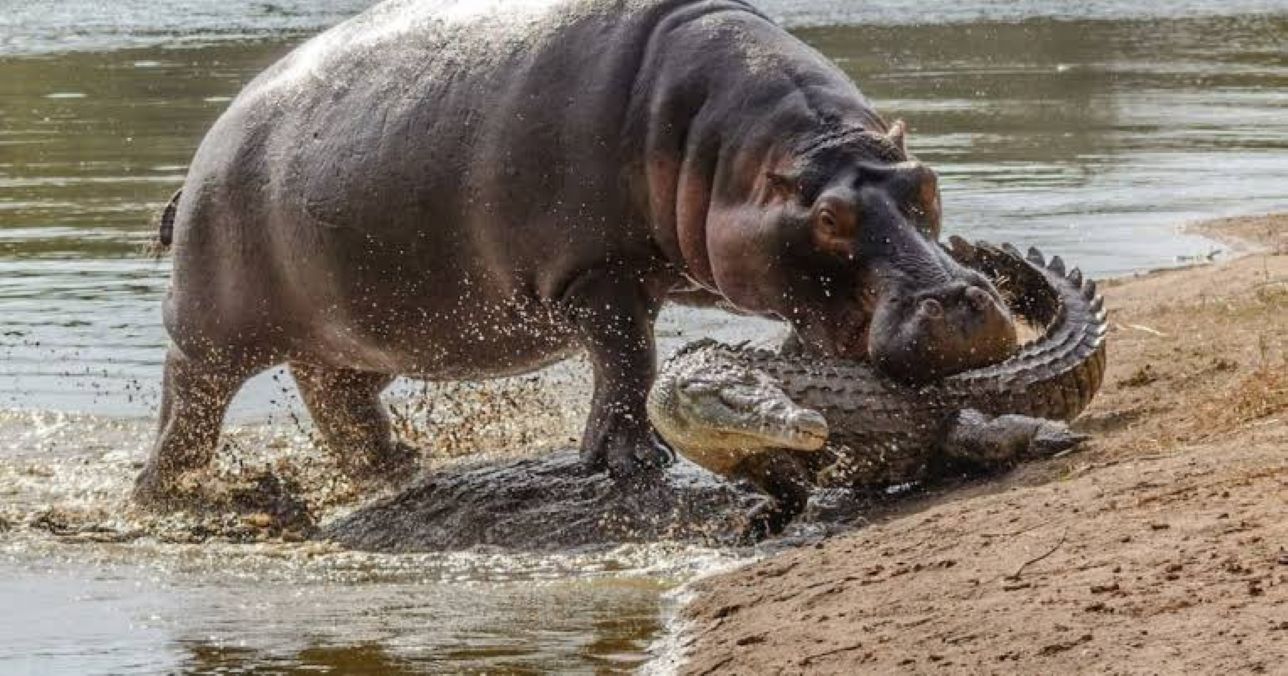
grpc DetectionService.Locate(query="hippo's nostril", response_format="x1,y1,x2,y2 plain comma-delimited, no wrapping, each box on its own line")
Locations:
964,286,993,312
919,298,943,319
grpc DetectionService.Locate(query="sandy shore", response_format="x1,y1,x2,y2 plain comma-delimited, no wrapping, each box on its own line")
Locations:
675,214,1288,674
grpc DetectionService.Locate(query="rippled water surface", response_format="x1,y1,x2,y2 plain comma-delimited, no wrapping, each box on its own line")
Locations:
2,0,1286,672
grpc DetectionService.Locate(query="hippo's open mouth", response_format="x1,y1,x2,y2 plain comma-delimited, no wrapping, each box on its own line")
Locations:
790,287,880,360
792,268,1019,382
867,276,1019,382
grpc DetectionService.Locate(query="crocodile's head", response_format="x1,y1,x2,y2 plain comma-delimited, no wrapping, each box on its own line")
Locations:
647,342,828,476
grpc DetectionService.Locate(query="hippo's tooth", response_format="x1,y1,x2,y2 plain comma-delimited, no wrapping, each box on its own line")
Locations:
1048,255,1067,277
1068,267,1084,288
1026,247,1046,266
1083,278,1098,300
1091,295,1105,313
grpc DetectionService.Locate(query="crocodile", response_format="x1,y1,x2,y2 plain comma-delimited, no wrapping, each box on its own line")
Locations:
648,238,1108,536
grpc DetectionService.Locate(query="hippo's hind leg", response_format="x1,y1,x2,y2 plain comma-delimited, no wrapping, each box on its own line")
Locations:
289,363,418,484
132,346,265,509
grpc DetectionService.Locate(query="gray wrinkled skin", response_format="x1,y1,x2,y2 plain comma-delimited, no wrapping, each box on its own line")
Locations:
134,0,1017,508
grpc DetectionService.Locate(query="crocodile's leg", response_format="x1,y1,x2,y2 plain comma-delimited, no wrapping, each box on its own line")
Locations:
941,408,1087,467
735,451,814,542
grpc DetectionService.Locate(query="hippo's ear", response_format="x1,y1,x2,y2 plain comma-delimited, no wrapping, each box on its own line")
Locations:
887,119,907,154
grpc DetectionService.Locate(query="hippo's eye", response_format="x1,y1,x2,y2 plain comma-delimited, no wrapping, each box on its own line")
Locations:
812,201,858,258
817,207,854,239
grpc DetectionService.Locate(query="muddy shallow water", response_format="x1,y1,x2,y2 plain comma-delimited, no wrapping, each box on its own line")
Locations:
2,1,1287,673
0,409,753,672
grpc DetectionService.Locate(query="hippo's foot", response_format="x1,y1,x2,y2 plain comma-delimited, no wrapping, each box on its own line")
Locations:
612,433,676,481
580,409,674,481
339,440,422,490
130,465,215,515
130,464,183,512
289,362,418,489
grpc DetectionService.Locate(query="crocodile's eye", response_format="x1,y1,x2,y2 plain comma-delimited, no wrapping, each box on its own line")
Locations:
681,380,719,396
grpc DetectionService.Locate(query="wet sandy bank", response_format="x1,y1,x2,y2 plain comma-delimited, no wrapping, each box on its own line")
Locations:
674,213,1288,674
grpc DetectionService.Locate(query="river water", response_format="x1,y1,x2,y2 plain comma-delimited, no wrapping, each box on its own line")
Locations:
1,1,1285,672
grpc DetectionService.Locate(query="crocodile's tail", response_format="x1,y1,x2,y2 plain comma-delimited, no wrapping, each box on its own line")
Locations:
940,237,1109,422
146,188,182,257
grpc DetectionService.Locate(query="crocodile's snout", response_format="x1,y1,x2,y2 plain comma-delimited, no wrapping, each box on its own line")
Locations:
774,407,829,449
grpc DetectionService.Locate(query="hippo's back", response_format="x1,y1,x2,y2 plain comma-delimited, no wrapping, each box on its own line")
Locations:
167,0,780,365
185,0,727,243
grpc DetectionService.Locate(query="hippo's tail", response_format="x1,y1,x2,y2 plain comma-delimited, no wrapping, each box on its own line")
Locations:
146,188,182,257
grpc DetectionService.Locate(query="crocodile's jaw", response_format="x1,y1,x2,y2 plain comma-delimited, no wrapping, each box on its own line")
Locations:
660,408,828,477
647,359,829,476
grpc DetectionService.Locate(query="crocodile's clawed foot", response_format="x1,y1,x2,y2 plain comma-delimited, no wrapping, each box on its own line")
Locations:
943,409,1088,466
737,497,792,545
1028,420,1090,457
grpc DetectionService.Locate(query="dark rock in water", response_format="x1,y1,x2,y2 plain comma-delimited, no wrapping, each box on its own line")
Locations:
322,450,764,552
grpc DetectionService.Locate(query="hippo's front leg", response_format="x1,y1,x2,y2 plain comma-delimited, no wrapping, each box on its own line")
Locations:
560,270,672,479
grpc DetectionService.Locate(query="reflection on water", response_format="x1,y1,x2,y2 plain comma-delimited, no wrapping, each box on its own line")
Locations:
810,15,1288,272
1,2,1286,673
0,539,683,673
0,0,371,56
0,408,736,673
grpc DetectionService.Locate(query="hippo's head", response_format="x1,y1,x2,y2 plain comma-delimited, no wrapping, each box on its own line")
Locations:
706,121,1018,382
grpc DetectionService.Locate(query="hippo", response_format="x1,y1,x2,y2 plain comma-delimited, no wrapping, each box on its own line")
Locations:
133,0,1018,508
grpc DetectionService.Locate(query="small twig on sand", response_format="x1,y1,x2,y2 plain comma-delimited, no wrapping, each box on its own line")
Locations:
980,519,1053,539
694,655,733,676
1123,323,1167,337
1005,527,1069,581
800,642,866,665
1065,453,1173,479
